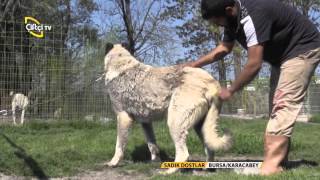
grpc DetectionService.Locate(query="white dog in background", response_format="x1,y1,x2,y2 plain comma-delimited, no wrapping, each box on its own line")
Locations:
10,91,29,125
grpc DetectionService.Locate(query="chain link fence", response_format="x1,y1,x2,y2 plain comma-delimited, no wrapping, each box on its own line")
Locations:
1,20,319,123
0,21,114,123
221,77,320,121
221,79,269,116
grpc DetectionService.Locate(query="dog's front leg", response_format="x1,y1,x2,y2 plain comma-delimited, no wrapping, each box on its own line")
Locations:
141,122,160,161
12,106,17,125
107,111,133,167
21,108,25,125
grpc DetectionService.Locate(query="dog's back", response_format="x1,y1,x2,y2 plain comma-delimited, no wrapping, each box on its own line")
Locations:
105,44,221,121
107,64,183,120
12,93,29,109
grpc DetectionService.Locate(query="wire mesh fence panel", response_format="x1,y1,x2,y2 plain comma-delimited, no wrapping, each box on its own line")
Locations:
306,83,320,115
0,20,114,123
0,20,319,123
221,79,270,116
220,78,320,120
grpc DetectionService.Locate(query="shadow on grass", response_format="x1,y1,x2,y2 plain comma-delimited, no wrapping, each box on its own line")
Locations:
130,144,173,162
178,159,319,174
0,133,48,180
285,159,318,169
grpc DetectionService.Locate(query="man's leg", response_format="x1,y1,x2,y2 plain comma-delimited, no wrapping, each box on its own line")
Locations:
261,48,320,175
269,66,280,116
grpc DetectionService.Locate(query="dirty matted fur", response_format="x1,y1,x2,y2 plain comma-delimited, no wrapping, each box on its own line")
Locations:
104,44,232,174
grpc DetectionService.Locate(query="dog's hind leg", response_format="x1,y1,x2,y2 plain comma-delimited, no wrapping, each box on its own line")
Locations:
164,90,209,174
12,106,17,125
165,120,189,174
141,123,160,161
107,111,133,167
21,108,25,125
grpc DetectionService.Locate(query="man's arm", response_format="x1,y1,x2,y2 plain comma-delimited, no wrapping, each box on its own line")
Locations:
186,42,234,68
220,44,264,100
229,44,264,93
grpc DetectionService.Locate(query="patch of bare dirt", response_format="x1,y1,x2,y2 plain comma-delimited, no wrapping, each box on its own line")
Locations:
1,168,149,180
55,168,149,180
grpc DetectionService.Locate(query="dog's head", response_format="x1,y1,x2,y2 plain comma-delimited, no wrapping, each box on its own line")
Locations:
105,42,131,56
104,43,139,83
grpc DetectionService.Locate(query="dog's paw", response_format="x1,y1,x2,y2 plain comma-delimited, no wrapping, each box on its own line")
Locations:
234,167,260,175
151,156,161,162
158,168,178,175
105,160,119,167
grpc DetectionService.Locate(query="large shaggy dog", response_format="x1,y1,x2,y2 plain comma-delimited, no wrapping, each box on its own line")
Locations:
104,44,232,174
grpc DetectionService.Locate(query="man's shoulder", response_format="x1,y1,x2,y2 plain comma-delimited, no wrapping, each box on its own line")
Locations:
239,0,289,25
240,0,283,15
240,0,280,7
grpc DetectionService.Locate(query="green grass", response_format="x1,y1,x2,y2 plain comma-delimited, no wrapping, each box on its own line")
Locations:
0,118,319,179
0,120,117,178
310,114,320,123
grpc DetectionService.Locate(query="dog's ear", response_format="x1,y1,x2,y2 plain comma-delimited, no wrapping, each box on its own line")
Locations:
121,42,130,52
105,43,114,55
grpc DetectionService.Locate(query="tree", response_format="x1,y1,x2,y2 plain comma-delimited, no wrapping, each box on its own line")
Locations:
100,0,177,63
163,0,239,82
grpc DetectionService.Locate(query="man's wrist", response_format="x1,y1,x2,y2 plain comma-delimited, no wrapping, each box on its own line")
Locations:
228,86,236,94
180,61,194,68
188,61,198,68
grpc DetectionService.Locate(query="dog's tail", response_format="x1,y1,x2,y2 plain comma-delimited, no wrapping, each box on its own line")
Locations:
201,97,232,151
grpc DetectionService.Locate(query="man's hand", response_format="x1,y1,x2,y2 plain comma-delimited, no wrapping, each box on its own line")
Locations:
219,87,233,101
